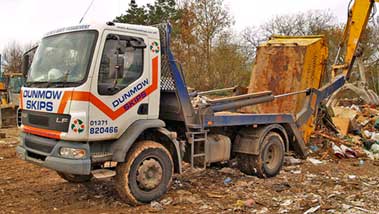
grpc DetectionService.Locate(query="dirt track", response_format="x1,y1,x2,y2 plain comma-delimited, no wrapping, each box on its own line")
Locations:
1,128,379,214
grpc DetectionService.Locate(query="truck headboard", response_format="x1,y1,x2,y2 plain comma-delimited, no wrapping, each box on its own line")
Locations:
155,23,199,127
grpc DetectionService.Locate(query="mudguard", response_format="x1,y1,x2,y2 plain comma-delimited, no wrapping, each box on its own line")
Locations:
155,127,183,173
111,119,165,162
233,124,289,155
111,119,182,173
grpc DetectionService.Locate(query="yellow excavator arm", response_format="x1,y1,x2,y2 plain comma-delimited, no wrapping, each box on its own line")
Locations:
296,0,379,143
334,0,379,79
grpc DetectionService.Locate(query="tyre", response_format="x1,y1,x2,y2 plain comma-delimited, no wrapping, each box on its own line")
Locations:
237,153,257,175
238,132,285,178
57,172,93,183
115,140,173,205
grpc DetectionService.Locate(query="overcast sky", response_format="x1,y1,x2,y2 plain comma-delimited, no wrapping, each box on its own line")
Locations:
0,0,349,53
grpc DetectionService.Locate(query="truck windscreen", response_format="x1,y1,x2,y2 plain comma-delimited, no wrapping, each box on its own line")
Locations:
26,31,97,86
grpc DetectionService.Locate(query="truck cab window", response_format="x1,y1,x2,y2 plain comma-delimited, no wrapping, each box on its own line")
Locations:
98,34,144,95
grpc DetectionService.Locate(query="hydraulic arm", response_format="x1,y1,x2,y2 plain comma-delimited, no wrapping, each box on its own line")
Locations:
334,0,379,79
292,0,379,142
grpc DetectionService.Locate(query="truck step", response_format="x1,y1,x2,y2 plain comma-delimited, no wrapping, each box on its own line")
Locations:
91,152,113,163
193,138,207,142
187,129,209,169
91,169,116,179
189,131,207,135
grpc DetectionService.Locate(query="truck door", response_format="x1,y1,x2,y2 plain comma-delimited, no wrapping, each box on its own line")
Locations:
88,31,150,140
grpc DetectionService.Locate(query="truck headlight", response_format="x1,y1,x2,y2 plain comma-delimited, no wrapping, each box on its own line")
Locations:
59,147,86,159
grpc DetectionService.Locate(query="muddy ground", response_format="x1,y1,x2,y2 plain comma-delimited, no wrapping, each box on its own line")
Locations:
1,128,379,214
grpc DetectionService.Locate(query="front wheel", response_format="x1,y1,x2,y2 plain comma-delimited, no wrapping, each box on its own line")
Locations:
115,140,173,205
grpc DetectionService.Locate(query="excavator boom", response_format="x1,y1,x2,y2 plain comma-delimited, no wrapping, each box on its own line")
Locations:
335,0,379,79
295,0,379,142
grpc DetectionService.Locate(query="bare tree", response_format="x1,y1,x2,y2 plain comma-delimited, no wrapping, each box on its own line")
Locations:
172,0,236,90
241,26,265,60
2,41,23,74
260,10,336,37
193,0,233,72
241,10,337,61
356,17,379,94
209,32,250,89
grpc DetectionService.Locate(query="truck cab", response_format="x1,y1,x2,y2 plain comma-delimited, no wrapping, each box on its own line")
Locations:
19,23,161,141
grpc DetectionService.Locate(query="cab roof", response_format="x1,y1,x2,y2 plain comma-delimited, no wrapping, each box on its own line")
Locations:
43,22,160,39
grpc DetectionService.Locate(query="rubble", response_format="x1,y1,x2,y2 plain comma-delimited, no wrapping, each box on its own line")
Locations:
223,177,232,185
244,198,255,208
314,104,379,161
284,156,302,165
304,205,320,214
332,142,345,158
160,197,173,206
340,144,358,158
371,144,379,153
307,158,323,165
206,192,224,198
0,133,6,138
332,116,351,135
150,201,163,210
218,167,242,175
272,183,291,192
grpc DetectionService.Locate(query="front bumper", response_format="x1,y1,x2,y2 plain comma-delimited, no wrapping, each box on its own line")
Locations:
16,132,91,175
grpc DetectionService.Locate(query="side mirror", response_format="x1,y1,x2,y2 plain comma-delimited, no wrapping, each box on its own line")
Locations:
130,40,147,49
111,53,124,90
21,54,30,76
115,56,124,78
22,46,38,76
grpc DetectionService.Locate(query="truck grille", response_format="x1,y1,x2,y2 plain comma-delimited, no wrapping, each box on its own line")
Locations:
25,139,55,153
21,110,71,132
28,114,49,126
27,151,46,161
24,133,57,154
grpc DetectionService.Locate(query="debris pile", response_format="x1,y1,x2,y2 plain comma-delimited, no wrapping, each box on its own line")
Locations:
311,101,379,160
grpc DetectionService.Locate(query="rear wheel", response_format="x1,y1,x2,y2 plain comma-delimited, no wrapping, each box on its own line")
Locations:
238,132,284,178
57,172,92,183
115,140,173,205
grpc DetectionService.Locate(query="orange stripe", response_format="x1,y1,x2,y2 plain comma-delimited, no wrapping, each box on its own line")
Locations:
145,56,159,94
57,56,159,120
23,125,61,139
71,91,91,101
19,89,23,109
57,90,73,113
88,94,126,120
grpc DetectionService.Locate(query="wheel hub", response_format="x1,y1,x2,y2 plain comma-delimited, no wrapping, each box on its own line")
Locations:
136,158,163,190
264,143,280,170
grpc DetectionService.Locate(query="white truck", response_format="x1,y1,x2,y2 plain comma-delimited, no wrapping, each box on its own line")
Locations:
16,18,356,204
